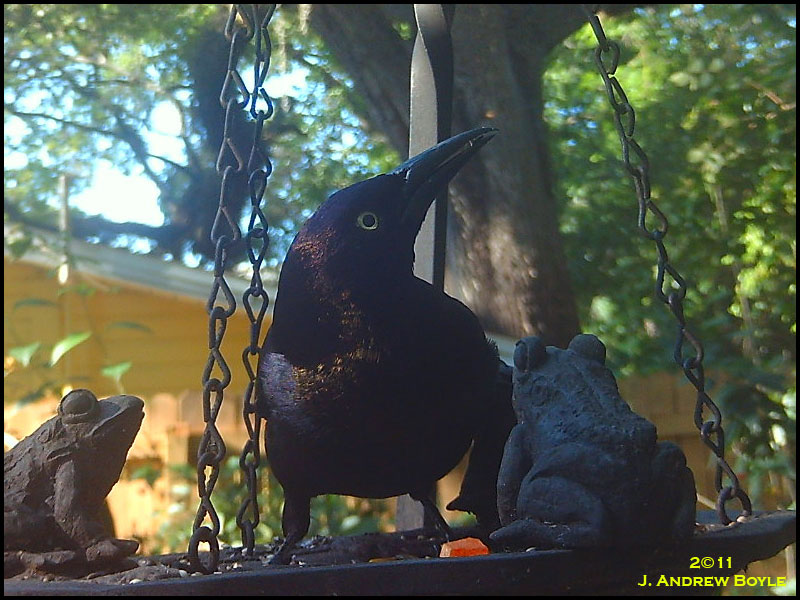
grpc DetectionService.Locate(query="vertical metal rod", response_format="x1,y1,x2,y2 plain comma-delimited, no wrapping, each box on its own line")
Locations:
57,173,72,285
396,3,455,532
57,173,73,392
410,3,454,290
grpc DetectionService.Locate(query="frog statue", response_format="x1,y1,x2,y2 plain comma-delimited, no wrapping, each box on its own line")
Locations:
491,334,697,550
4,389,144,576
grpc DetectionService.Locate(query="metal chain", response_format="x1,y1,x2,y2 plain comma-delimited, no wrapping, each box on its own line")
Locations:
189,4,267,574
581,5,752,525
236,3,276,556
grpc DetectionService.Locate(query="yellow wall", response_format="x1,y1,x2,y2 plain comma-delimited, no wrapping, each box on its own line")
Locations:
4,257,267,402
4,256,270,551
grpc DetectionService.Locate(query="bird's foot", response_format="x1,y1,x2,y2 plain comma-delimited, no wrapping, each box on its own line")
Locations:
416,496,454,542
267,539,295,566
429,514,454,542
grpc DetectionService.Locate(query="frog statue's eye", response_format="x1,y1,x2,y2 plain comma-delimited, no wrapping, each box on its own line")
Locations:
514,337,546,373
568,334,606,365
58,389,100,423
356,211,379,231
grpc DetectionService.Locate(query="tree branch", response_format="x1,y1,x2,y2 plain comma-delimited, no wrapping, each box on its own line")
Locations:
4,203,184,250
5,107,188,172
745,79,796,111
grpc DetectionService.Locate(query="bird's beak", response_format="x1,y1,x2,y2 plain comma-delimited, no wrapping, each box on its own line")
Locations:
391,127,498,232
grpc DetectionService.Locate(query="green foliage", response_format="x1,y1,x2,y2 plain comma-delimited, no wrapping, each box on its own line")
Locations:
4,4,219,219
8,341,41,368
545,5,795,508
251,6,401,263
49,331,92,366
4,295,80,405
130,463,162,489
4,277,151,404
4,4,398,265
101,361,132,386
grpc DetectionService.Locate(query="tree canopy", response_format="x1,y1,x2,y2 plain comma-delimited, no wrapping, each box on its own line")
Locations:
4,4,795,513
545,4,795,506
4,4,398,263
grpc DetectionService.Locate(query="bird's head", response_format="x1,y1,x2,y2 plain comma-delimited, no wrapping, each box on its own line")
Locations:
284,127,498,299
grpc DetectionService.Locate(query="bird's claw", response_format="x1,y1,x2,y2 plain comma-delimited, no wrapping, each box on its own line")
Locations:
267,540,295,566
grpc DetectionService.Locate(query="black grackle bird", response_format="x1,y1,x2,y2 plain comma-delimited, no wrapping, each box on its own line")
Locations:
258,128,514,563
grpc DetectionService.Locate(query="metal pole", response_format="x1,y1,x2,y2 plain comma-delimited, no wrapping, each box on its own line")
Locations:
396,3,455,531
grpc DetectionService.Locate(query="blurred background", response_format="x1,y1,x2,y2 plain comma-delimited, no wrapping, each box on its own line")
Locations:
4,4,795,593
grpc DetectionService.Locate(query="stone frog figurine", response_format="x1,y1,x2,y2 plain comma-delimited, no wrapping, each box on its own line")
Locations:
491,334,696,550
4,389,144,575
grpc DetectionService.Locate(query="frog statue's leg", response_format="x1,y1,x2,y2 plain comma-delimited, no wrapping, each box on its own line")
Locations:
53,459,138,565
491,477,611,549
648,441,697,542
490,442,619,550
493,423,532,527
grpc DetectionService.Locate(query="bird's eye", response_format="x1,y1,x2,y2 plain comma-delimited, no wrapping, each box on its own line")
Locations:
356,212,379,230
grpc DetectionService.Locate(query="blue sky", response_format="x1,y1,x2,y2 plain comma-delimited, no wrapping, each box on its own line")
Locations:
6,70,308,235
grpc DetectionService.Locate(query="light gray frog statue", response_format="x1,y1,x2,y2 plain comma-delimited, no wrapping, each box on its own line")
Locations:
491,334,697,550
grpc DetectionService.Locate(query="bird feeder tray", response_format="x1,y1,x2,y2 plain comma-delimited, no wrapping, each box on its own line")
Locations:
4,510,794,596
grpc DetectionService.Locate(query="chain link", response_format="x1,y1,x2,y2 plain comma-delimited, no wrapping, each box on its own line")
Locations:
582,5,752,525
189,4,275,573
236,3,276,556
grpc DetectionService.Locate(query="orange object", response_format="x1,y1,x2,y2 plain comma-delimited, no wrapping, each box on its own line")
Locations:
439,537,490,558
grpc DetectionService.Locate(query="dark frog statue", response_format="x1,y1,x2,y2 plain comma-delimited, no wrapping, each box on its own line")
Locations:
4,389,144,575
491,334,696,550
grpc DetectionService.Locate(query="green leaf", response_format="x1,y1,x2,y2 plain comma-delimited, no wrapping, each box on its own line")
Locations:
101,361,132,382
6,236,33,259
50,331,92,366
668,71,691,87
56,283,96,297
708,57,725,73
106,321,153,333
130,464,162,488
9,342,42,367
13,298,58,311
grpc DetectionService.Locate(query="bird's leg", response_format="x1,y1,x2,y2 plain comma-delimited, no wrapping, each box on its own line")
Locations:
411,491,453,541
268,492,310,565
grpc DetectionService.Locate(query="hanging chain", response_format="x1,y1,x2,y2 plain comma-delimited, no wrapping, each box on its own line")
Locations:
236,3,276,556
582,5,752,526
189,4,275,573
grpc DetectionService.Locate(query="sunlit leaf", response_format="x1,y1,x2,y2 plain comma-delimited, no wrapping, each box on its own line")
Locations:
56,283,96,297
669,71,691,87
9,342,42,367
101,361,132,382
50,331,92,365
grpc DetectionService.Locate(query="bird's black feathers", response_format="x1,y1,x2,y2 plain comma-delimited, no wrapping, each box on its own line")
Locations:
258,128,514,563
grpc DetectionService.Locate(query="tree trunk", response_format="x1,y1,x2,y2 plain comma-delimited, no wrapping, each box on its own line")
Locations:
306,5,635,346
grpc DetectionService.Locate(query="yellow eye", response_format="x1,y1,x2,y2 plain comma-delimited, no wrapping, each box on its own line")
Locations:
356,212,379,230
